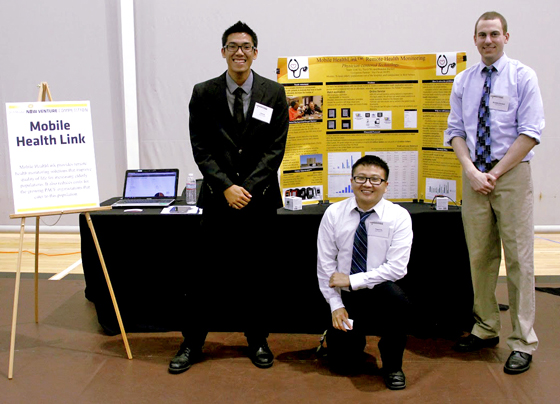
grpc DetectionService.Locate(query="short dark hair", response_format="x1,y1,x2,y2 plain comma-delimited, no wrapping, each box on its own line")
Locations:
352,155,389,180
290,101,298,108
475,11,508,35
222,21,258,48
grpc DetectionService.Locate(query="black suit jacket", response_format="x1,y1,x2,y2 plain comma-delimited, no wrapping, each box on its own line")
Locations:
189,71,289,213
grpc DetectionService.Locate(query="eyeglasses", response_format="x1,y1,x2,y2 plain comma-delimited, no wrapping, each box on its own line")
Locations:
223,43,256,53
352,176,386,185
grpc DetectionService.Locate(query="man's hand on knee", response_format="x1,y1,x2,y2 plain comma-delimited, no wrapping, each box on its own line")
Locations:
332,307,352,332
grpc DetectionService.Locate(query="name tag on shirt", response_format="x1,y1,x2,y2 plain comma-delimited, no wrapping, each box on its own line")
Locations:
368,221,389,238
252,102,273,124
490,94,509,111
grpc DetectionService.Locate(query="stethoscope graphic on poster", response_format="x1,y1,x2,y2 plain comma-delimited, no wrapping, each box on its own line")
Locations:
436,53,457,76
288,57,310,79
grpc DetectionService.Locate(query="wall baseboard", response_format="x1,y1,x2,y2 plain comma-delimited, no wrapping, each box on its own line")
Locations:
534,225,560,233
0,225,80,234
0,224,559,235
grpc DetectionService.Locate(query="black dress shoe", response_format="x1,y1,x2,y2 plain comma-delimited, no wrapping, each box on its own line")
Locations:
168,345,202,374
504,351,532,374
453,334,499,353
383,369,406,390
248,343,274,369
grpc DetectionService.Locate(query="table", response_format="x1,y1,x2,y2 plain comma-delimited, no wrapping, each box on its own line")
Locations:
79,199,473,337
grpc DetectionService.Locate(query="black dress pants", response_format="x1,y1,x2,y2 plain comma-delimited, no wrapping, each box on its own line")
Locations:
326,280,411,372
181,205,276,348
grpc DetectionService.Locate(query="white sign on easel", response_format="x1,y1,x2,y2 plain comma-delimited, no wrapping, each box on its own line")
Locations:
5,92,131,381
6,101,100,214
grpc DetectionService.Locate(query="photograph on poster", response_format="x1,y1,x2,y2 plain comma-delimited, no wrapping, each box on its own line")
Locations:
287,95,323,122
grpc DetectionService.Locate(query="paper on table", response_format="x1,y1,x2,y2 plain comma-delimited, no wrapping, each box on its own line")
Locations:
161,206,200,214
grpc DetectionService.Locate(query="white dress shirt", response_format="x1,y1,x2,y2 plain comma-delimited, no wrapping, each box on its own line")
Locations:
444,54,544,162
317,197,413,313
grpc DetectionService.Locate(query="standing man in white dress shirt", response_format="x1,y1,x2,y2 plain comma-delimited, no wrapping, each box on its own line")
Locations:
445,11,544,374
317,155,413,390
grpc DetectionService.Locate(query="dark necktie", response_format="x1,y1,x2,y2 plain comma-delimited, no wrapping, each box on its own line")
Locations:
476,66,495,173
350,209,374,274
233,87,245,128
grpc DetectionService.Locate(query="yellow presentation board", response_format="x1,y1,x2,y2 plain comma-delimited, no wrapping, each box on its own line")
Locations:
277,52,466,205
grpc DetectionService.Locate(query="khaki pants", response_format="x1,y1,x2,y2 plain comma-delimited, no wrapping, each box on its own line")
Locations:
462,162,538,354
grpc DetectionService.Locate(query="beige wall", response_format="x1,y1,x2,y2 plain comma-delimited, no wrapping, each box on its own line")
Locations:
1,0,559,230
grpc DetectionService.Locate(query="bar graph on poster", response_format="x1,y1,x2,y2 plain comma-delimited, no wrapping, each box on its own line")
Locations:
425,178,457,202
328,175,354,197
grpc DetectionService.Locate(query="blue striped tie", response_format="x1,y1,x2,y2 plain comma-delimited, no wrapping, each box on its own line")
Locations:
351,209,374,274
476,66,495,173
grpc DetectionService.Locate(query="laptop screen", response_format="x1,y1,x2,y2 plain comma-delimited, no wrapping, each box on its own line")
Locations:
123,169,178,198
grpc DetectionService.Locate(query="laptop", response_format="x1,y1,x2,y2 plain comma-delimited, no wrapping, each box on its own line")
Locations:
111,169,179,208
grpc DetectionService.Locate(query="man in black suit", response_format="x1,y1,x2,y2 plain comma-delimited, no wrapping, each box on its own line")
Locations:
168,21,289,374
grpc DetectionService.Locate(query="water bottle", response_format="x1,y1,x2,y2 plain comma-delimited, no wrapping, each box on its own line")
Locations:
186,173,196,205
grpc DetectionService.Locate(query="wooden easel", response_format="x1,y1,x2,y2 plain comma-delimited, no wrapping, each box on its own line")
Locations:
37,81,53,102
7,84,132,380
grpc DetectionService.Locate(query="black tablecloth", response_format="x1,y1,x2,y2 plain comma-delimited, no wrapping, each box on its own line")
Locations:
80,199,473,336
